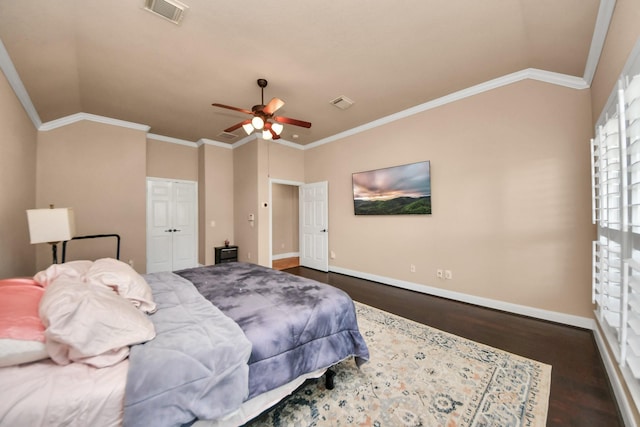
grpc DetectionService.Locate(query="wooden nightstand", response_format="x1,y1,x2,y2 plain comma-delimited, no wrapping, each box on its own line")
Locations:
215,245,238,264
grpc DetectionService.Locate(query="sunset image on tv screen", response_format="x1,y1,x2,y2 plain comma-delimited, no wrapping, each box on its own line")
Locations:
352,161,431,215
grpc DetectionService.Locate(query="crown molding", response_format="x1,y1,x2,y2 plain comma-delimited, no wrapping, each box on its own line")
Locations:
200,135,306,150
229,133,257,149
583,0,617,85
0,39,42,129
265,136,305,150
39,112,150,132
198,138,234,149
305,68,589,150
0,0,614,149
13,68,591,152
148,133,198,147
526,68,589,89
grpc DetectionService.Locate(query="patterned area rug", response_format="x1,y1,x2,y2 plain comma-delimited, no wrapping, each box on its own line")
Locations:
248,302,551,427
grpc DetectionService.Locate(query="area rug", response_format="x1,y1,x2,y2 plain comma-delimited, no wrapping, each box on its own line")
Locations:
247,301,551,427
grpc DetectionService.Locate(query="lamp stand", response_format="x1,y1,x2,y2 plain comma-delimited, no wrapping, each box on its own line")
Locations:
48,241,60,264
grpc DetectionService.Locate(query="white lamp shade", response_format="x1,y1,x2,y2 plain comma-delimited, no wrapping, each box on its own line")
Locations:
271,122,284,135
242,123,254,135
262,129,273,140
251,116,264,130
27,208,76,244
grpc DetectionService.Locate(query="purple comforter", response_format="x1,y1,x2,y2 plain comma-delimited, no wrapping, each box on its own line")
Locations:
176,262,369,399
124,271,252,427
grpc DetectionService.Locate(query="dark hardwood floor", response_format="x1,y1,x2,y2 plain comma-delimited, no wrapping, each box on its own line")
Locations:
284,266,624,427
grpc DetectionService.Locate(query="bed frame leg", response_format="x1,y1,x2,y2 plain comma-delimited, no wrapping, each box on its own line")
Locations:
325,369,336,390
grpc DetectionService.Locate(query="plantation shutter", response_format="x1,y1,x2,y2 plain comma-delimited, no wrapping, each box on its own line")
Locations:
591,39,640,410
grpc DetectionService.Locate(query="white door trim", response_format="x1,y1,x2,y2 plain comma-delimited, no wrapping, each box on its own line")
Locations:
268,178,304,268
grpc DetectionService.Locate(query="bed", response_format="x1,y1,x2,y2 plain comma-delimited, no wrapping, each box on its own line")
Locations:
0,259,369,427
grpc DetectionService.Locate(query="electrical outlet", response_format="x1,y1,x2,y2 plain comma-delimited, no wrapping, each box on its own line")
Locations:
410,264,416,273
445,270,453,279
330,251,336,259
128,259,134,268
437,269,444,279
247,252,251,259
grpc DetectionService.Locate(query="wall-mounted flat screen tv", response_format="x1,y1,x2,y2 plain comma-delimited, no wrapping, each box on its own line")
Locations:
352,161,431,215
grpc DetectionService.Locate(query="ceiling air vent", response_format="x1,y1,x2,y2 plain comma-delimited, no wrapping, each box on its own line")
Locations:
330,95,355,110
144,0,188,24
217,132,238,141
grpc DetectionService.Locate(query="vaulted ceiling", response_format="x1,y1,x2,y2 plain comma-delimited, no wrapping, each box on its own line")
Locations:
0,0,604,145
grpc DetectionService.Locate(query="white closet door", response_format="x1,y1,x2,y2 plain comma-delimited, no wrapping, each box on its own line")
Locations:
146,178,198,273
171,182,197,271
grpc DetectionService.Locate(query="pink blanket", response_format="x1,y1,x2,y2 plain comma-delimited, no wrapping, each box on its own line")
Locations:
0,278,45,342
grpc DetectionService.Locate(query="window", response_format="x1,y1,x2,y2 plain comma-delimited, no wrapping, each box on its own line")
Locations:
591,40,640,409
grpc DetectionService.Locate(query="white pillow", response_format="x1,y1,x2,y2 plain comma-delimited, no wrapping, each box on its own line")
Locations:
86,258,157,314
39,279,156,368
0,339,48,368
34,260,93,287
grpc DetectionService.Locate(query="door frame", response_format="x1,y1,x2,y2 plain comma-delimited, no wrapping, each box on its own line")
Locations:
268,178,304,268
146,177,198,273
268,178,330,271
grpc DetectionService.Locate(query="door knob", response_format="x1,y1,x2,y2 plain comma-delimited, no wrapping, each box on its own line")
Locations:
320,229,327,232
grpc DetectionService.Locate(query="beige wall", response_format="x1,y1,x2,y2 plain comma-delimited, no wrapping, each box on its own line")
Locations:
0,70,37,278
272,184,299,256
231,139,305,266
198,143,234,265
267,142,305,182
233,140,259,263
590,0,640,123
258,141,305,265
36,120,147,272
146,138,198,181
305,79,594,317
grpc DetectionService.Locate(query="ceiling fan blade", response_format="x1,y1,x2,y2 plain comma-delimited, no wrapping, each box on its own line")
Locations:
224,119,251,133
212,103,253,115
263,97,285,115
274,116,312,128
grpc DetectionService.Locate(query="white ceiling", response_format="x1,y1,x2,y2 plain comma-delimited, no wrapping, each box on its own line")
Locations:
0,0,606,146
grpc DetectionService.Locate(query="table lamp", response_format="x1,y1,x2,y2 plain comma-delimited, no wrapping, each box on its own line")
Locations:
26,206,76,264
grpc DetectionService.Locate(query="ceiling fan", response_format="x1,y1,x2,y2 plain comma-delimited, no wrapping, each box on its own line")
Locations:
212,78,312,140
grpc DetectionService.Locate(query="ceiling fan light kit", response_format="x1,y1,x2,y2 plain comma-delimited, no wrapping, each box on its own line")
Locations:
242,123,254,135
212,78,311,140
271,122,284,135
251,116,264,130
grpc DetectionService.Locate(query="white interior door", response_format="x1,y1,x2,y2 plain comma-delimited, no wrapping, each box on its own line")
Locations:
299,181,329,272
146,178,198,273
171,182,197,270
147,180,173,273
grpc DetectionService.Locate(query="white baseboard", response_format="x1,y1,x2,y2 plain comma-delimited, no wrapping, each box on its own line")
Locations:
329,265,595,330
272,252,299,261
593,325,637,427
